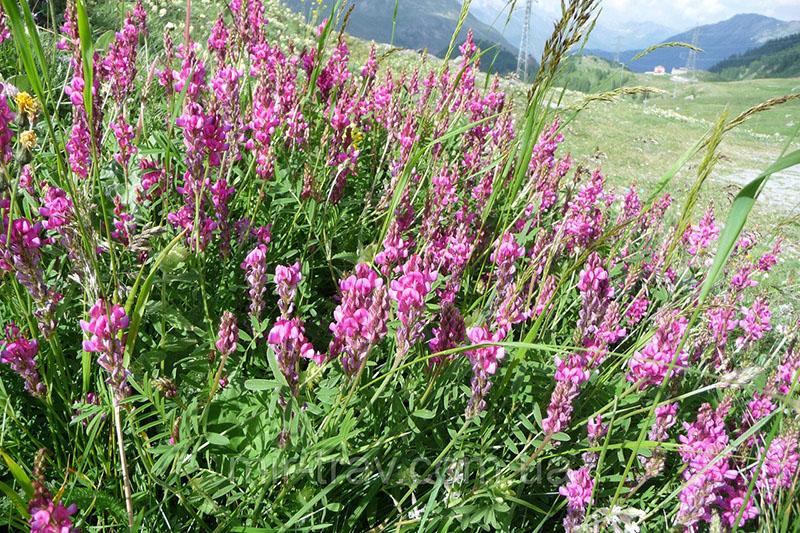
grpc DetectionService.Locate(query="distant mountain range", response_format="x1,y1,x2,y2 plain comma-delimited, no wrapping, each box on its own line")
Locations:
280,0,535,75
710,32,800,80
584,14,800,72
467,1,677,59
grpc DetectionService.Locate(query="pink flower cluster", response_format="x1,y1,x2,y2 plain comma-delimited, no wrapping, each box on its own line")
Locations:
683,207,719,257
389,255,436,359
80,299,130,402
268,318,318,393
275,262,302,318
627,312,689,389
215,311,238,357
1,323,45,397
329,264,389,376
242,244,269,321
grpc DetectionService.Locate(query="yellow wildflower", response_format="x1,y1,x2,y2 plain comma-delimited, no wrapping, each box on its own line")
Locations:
20,130,37,151
14,92,40,121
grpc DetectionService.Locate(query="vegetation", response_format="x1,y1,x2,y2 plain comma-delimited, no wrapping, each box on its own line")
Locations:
0,0,799,531
710,32,800,80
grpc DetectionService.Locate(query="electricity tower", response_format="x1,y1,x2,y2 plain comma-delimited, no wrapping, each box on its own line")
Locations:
685,28,699,72
516,0,535,82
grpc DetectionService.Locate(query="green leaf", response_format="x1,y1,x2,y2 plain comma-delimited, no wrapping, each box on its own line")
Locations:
206,433,230,446
0,450,33,499
698,149,800,304
244,379,277,391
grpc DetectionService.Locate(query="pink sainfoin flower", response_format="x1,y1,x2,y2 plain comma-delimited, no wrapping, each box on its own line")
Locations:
275,262,302,318
639,402,679,479
675,401,738,530
168,174,217,252
19,165,35,195
559,467,594,532
735,297,771,350
81,300,130,403
683,207,719,256
99,2,146,103
705,304,737,367
375,222,413,276
242,244,269,321
757,431,800,503
576,252,617,341
268,317,317,394
0,217,58,336
329,264,389,375
627,312,689,389
583,415,607,469
541,352,588,436
110,116,137,168
626,296,648,325
389,255,436,360
215,311,238,357
39,187,73,231
717,477,759,529
208,14,229,60
561,170,608,252
361,43,378,80
1,323,46,397
465,324,505,417
757,238,781,272
0,7,10,44
28,476,79,533
111,196,135,245
428,303,465,366
137,159,166,202
776,345,800,395
491,233,529,335
210,178,235,255
0,89,14,165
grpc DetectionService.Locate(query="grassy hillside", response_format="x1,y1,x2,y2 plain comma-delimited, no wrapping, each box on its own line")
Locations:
710,32,800,80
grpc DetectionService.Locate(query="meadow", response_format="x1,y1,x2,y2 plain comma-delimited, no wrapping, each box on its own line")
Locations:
0,0,799,531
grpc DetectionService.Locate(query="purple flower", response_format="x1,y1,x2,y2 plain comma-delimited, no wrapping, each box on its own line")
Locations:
242,244,269,321
0,89,14,165
683,207,719,256
627,312,689,389
428,303,465,366
675,402,738,529
110,116,137,168
80,299,130,403
756,432,800,502
274,262,302,318
1,323,45,397
268,317,317,394
735,297,771,350
389,255,436,360
329,263,389,376
40,187,74,231
28,477,79,533
559,466,594,531
215,311,238,357
464,324,505,417
560,466,594,510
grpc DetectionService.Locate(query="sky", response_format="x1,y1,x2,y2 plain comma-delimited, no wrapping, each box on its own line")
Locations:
474,0,800,32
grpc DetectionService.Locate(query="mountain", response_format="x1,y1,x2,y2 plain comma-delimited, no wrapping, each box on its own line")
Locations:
467,1,677,60
584,20,677,53
280,0,527,74
584,14,800,73
710,32,800,80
